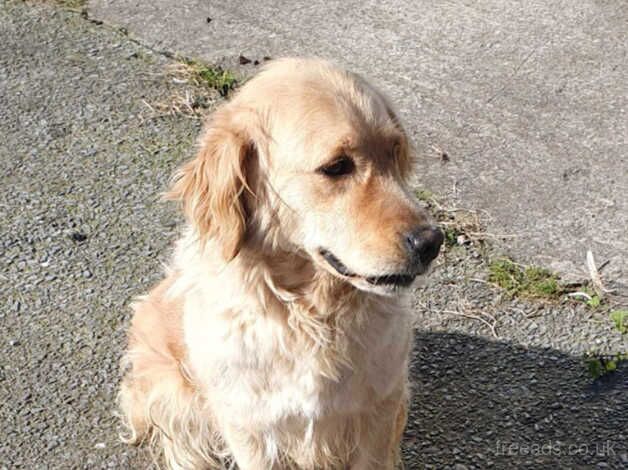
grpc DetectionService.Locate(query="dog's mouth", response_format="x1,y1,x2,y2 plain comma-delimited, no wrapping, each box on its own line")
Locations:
318,249,419,287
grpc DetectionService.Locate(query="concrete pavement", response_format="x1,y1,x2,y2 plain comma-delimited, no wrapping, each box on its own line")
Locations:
88,0,628,287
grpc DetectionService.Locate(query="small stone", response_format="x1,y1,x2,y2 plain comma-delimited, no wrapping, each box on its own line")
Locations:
70,232,87,243
83,269,92,278
94,442,106,449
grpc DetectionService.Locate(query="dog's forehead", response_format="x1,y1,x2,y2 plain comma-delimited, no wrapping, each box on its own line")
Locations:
280,93,399,153
238,61,405,167
304,114,402,159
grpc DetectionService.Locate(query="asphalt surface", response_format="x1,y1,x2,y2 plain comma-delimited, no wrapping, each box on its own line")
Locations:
1,1,206,467
1,1,626,469
87,0,628,287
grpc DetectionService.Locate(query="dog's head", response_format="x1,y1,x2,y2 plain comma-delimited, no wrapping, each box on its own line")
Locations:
169,58,443,295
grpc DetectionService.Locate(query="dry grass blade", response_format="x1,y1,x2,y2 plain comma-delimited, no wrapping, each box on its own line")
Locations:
586,250,613,297
166,62,196,85
415,189,516,247
139,60,238,120
437,299,499,338
566,291,592,301
142,90,203,119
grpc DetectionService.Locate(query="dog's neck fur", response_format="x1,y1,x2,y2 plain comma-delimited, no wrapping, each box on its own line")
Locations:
237,243,365,325
170,229,404,380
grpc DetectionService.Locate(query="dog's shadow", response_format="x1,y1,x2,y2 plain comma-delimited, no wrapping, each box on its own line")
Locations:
401,332,627,469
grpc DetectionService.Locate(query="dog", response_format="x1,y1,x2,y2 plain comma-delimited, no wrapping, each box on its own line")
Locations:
119,57,443,469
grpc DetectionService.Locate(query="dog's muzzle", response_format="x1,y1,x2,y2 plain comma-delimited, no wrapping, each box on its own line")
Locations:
318,226,443,287
319,249,419,287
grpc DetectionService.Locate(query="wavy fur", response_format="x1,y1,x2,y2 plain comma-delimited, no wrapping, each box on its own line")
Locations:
119,58,437,469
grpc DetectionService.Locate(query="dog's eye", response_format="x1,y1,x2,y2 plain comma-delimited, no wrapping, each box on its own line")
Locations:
319,156,355,178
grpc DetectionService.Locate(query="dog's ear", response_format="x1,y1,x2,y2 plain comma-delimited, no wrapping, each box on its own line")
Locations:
167,106,257,261
385,103,414,180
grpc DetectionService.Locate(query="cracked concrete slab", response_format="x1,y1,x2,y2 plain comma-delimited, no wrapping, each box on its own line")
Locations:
88,0,628,287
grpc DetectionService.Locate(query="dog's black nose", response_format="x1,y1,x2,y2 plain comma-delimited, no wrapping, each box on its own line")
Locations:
405,226,444,265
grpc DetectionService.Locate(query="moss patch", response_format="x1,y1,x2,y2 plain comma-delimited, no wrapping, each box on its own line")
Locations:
488,258,562,300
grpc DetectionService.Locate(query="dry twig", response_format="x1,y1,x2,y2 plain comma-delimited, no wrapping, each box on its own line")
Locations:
586,250,613,297
437,299,499,338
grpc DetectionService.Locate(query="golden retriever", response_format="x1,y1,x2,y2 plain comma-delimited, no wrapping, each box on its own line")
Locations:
119,57,443,470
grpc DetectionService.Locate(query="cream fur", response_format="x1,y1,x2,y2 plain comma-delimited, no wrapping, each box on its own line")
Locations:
119,58,439,469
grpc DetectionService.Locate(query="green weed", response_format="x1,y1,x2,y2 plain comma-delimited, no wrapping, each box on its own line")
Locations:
488,258,562,300
585,352,627,379
610,310,628,334
183,59,237,97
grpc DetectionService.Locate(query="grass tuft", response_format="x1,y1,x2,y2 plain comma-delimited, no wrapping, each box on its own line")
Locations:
609,310,628,334
586,294,601,308
488,258,562,300
585,352,627,379
181,59,237,97
443,227,460,247
414,188,485,249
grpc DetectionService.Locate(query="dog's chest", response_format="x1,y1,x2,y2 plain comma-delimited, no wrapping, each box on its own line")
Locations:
184,301,412,425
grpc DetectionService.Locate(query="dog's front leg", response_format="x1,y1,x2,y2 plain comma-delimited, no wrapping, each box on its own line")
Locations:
350,385,408,470
221,422,279,470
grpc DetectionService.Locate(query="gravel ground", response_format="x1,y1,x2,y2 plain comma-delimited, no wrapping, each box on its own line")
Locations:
1,2,626,469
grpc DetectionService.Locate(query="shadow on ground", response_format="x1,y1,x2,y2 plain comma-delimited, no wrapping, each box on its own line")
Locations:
402,332,627,469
